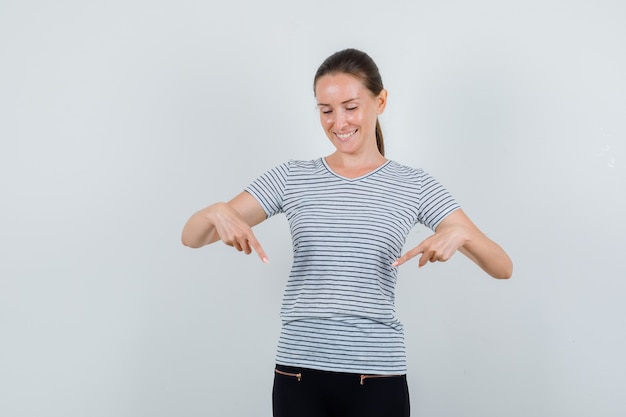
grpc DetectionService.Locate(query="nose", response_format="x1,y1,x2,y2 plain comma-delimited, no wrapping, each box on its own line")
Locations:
334,109,348,130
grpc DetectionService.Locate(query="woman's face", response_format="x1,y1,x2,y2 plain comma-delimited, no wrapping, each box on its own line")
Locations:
315,73,387,156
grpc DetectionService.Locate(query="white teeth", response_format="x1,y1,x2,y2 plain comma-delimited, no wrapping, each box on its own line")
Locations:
336,130,357,139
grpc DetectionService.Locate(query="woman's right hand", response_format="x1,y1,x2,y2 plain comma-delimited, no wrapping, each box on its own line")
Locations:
210,202,269,262
181,192,269,263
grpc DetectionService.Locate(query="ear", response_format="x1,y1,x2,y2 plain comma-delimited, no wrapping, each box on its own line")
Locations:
376,89,388,115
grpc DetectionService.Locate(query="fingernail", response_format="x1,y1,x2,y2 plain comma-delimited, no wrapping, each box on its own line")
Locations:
262,257,269,264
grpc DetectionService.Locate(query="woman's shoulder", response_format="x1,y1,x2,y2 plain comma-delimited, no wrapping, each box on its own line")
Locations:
278,157,327,174
286,157,324,169
261,158,321,171
385,159,427,178
259,158,325,179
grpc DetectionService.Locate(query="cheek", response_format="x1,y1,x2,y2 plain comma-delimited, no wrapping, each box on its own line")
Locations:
347,111,364,126
320,115,333,128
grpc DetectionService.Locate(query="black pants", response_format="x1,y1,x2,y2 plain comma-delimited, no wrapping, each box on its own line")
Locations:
272,364,410,417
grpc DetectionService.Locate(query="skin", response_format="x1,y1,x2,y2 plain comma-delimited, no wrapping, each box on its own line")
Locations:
181,73,513,279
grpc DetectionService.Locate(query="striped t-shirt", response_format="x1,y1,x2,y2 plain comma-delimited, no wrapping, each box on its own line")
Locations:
245,158,460,374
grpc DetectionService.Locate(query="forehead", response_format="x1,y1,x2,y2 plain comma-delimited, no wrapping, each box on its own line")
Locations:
315,73,368,102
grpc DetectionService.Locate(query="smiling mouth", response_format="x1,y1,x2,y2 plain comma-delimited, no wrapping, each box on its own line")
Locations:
335,129,358,140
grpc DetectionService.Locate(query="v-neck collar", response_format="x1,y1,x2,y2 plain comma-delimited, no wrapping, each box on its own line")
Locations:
321,157,391,181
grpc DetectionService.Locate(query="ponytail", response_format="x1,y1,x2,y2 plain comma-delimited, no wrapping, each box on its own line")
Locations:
375,119,384,156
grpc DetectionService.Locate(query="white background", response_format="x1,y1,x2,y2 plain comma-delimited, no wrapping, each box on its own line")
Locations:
1,1,625,416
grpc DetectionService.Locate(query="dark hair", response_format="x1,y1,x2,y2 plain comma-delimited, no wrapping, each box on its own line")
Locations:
313,48,386,156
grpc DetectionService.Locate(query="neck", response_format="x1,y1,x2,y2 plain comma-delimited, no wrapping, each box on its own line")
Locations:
325,150,387,179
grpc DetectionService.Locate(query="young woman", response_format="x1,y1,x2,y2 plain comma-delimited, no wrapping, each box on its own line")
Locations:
182,48,512,417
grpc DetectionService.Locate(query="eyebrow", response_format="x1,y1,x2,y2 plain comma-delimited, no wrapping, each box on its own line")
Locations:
316,97,359,107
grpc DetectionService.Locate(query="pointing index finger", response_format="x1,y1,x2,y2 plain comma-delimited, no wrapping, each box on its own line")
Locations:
248,234,269,264
392,246,424,267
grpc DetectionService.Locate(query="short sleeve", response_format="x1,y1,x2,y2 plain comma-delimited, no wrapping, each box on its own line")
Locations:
245,161,291,218
417,170,461,230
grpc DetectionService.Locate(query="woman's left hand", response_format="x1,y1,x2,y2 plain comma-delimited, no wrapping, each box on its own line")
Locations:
392,221,469,268
392,209,513,279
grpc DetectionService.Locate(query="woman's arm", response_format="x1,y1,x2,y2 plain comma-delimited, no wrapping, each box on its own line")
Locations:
181,191,269,263
393,209,512,279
